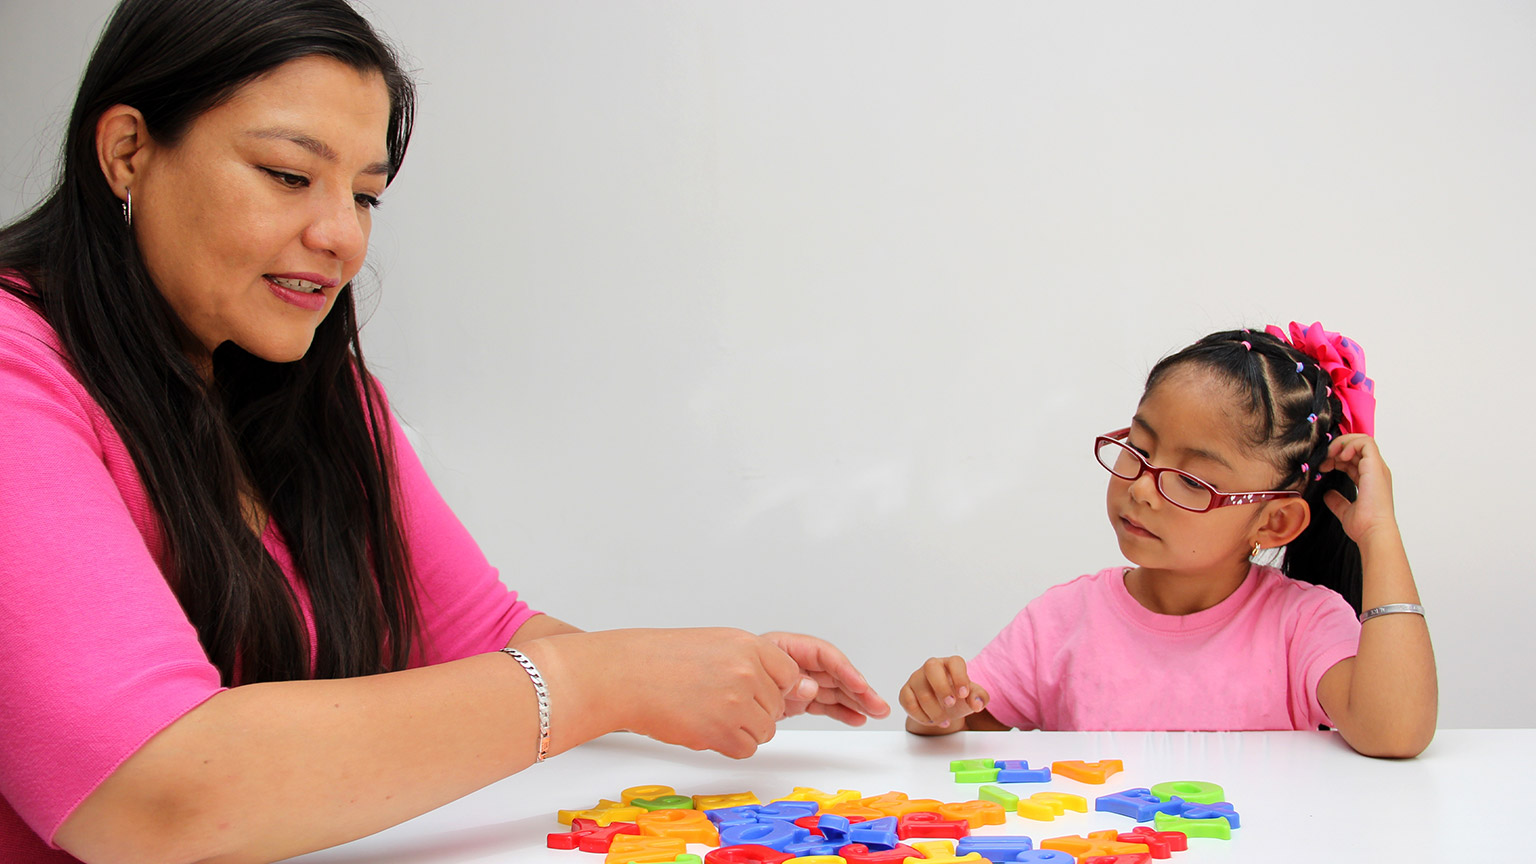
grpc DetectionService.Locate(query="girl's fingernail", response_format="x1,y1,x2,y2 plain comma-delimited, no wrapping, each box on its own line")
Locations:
958,687,969,698
940,720,950,728
943,696,955,706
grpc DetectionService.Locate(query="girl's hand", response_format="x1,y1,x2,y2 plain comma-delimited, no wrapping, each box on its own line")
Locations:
900,656,989,731
1318,433,1399,546
762,632,891,726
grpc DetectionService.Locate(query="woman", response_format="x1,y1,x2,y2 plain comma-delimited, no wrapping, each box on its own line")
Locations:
0,1,888,862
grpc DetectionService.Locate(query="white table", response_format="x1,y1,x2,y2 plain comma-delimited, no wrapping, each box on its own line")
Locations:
288,729,1531,862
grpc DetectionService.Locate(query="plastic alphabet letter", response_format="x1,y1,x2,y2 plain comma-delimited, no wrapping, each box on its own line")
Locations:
755,801,821,823
1179,801,1240,829
836,843,924,863
776,787,863,807
1016,793,1087,821
622,785,677,805
1094,789,1186,822
979,785,1020,809
636,809,719,844
995,760,1052,783
1049,760,1124,784
718,820,810,851
694,792,762,811
703,845,794,864
604,834,688,864
1118,827,1188,859
937,800,1007,829
1147,781,1223,805
1153,813,1231,840
897,810,969,840
1039,830,1149,860
546,818,640,852
848,815,900,849
954,835,1035,858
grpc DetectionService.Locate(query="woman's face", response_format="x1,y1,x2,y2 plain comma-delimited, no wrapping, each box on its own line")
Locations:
126,56,392,367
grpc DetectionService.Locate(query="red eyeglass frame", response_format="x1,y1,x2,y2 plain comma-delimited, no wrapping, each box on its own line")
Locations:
1094,427,1302,513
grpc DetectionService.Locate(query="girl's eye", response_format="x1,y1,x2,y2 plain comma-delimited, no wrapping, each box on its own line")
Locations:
1177,474,1205,491
262,168,308,189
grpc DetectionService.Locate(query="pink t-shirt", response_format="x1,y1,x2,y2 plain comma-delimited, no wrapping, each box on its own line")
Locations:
0,289,538,862
967,565,1360,732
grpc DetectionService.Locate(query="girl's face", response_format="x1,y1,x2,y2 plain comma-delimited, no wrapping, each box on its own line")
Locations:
1105,367,1296,579
124,56,392,368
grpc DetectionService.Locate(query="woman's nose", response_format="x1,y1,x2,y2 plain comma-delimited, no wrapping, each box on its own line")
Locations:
303,192,368,262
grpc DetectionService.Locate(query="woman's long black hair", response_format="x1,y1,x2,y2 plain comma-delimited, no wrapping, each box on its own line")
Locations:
0,0,420,685
1143,329,1364,612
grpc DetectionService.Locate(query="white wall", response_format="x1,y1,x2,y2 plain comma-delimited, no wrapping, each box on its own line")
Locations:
3,1,1532,730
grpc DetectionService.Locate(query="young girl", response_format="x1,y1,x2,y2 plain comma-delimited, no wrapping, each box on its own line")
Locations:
900,323,1436,757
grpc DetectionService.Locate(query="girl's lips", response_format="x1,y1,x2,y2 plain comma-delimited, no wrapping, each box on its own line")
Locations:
1120,516,1159,539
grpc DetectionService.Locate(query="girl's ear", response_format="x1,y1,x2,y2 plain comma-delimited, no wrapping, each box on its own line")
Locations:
1255,498,1310,551
96,104,150,201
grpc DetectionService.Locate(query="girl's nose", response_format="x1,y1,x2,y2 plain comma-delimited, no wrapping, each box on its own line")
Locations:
1128,470,1160,506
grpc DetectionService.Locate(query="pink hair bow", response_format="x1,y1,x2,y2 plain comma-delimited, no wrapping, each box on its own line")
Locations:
1263,321,1375,437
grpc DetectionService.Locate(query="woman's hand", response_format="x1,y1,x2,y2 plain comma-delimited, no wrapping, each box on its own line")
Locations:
522,627,809,760
900,655,989,734
762,631,890,725
1319,433,1399,546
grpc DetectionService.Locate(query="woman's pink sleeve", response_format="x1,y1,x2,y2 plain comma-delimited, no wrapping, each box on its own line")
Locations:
0,329,224,848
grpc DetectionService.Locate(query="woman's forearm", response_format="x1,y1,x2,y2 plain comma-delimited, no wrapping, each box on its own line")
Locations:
57,649,556,864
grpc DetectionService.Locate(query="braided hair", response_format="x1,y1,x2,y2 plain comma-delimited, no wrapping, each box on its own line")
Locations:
1144,329,1363,612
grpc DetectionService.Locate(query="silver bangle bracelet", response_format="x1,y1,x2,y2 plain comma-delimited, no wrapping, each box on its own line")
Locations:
1359,603,1425,623
500,648,550,763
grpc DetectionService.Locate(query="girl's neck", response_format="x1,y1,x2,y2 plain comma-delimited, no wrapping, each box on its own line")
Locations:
1124,559,1252,616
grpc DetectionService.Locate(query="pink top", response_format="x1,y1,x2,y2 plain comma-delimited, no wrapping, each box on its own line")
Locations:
0,289,538,861
967,565,1360,732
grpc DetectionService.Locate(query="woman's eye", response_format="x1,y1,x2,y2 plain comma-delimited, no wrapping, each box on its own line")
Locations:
354,193,382,209
262,168,308,189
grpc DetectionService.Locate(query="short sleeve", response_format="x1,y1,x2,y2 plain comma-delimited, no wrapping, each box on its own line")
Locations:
1289,588,1361,728
0,330,224,847
966,606,1043,730
386,405,539,665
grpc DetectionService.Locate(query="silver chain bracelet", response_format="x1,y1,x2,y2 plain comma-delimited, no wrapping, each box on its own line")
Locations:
500,648,550,762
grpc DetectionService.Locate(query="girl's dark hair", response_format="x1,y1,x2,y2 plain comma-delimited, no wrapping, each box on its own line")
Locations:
0,0,419,684
1144,329,1363,612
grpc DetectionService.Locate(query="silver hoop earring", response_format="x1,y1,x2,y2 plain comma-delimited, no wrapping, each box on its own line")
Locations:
122,188,132,226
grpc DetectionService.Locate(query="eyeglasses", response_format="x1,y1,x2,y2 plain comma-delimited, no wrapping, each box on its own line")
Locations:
1093,428,1302,513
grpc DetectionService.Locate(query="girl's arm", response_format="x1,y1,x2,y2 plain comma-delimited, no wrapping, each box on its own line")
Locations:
55,627,814,864
1314,435,1437,758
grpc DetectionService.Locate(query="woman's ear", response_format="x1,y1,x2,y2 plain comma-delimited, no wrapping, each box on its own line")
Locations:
95,105,150,201
1256,498,1311,551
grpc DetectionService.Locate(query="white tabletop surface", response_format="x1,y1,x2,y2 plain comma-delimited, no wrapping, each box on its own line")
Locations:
287,728,1532,862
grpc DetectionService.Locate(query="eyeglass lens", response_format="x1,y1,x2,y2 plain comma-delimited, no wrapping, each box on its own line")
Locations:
1095,439,1214,511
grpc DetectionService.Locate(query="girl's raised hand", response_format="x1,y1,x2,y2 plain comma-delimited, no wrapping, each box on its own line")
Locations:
1318,433,1399,545
900,655,989,733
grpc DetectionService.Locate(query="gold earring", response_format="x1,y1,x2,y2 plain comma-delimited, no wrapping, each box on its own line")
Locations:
1251,541,1262,558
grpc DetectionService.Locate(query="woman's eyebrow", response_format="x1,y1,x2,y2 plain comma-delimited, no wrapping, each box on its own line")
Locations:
245,127,392,176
